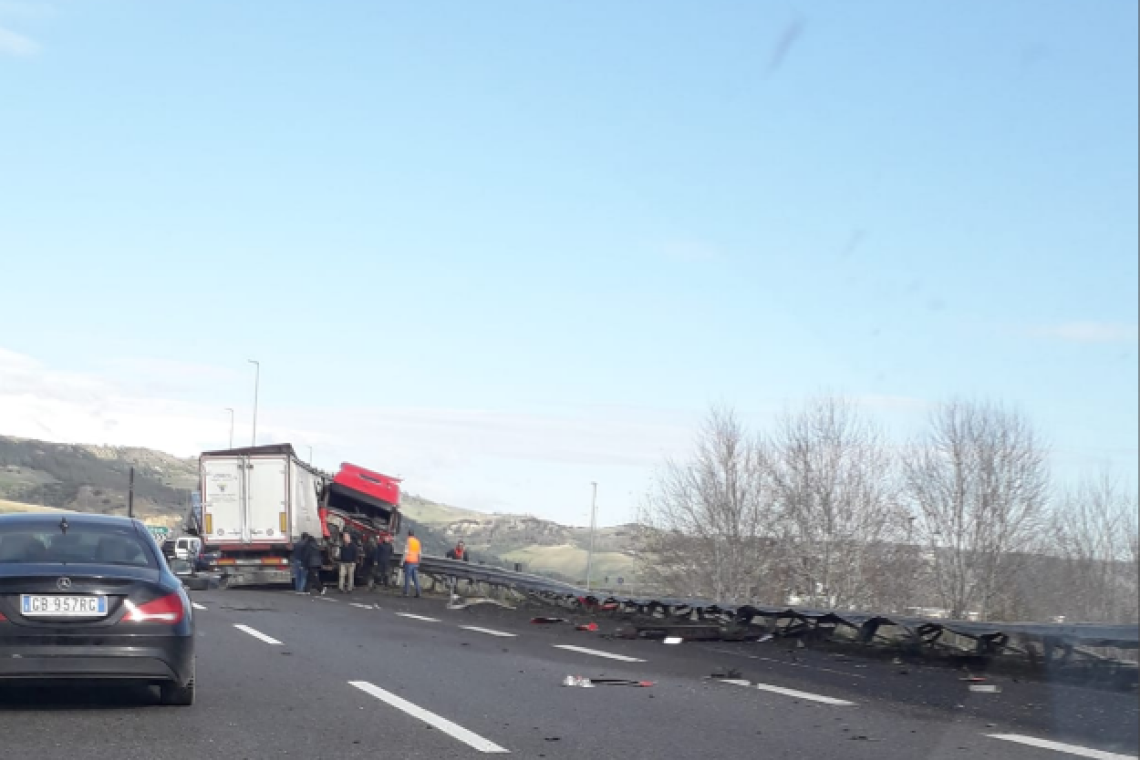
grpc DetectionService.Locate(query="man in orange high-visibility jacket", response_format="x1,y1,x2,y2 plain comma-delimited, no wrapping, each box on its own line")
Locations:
402,530,422,598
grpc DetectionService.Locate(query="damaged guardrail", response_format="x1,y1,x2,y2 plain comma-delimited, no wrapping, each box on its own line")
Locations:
411,554,1139,675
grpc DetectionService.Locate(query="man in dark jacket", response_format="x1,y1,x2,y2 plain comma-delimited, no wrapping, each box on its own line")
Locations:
372,534,395,589
305,534,325,595
338,533,360,593
292,533,311,593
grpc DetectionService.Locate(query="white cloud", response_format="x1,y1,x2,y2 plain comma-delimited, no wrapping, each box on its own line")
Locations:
0,24,37,55
0,347,693,523
1028,322,1139,344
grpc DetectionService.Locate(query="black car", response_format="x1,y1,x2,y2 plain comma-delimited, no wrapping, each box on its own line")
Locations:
0,513,195,705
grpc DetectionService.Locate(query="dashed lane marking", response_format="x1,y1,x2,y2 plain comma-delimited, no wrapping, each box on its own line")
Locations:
234,624,283,646
350,681,510,754
459,626,518,638
553,645,646,663
716,678,856,706
191,602,207,611
395,613,440,623
987,734,1138,760
349,602,375,610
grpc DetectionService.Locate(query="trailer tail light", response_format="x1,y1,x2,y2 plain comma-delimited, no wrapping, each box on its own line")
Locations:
205,515,214,535
123,593,185,624
216,558,237,566
279,512,288,534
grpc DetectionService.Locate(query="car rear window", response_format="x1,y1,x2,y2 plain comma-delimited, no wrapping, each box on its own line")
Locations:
0,523,157,568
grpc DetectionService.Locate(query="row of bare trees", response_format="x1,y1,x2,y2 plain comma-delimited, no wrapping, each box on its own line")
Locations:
636,398,1138,623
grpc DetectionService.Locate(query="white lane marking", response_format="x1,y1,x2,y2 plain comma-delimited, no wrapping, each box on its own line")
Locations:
987,735,1138,760
315,596,338,603
191,602,207,611
705,647,867,679
350,681,509,754
717,678,856,706
396,613,440,623
234,624,283,646
553,645,646,663
460,626,518,638
350,602,374,610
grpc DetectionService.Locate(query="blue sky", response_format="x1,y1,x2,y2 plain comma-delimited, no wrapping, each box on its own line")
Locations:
1,0,1136,524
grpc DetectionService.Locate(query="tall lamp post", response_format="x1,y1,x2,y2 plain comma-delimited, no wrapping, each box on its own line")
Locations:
585,482,598,591
248,359,260,446
224,408,235,449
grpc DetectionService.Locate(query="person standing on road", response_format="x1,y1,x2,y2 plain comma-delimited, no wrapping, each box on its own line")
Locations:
292,533,311,594
338,532,360,594
373,534,395,590
305,534,326,596
403,530,422,598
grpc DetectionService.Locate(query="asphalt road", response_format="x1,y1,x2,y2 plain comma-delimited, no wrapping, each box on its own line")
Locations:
0,587,1135,760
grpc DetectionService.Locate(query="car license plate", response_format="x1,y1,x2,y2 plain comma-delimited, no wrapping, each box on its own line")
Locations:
20,595,108,618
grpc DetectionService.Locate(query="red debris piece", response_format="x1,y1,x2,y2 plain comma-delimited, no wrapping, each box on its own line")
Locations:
576,623,600,633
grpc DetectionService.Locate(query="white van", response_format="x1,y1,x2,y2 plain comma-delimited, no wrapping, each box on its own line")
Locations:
174,536,202,561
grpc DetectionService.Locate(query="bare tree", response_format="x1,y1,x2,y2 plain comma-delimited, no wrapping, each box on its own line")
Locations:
903,400,1049,620
765,397,903,610
635,408,780,603
1048,470,1139,622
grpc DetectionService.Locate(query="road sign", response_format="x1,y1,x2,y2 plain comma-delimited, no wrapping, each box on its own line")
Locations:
147,526,170,541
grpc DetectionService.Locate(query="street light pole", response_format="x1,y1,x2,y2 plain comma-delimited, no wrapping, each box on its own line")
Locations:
224,408,235,449
585,482,598,591
307,445,313,464
248,360,260,446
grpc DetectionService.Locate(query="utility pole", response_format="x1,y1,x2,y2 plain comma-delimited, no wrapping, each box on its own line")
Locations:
248,359,260,446
127,467,135,519
225,407,235,449
585,482,598,591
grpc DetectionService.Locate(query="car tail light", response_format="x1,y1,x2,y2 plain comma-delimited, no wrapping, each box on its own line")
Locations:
123,593,185,624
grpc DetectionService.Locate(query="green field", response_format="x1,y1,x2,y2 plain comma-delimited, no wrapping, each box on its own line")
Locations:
0,499,72,515
499,544,636,585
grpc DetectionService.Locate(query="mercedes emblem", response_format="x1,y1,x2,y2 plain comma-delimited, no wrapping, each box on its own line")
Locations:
56,577,72,591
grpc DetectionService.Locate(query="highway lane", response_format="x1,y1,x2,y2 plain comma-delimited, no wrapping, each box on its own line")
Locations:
0,587,1133,760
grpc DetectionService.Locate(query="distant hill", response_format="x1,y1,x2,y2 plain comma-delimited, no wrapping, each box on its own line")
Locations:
0,434,637,583
0,435,198,527
401,494,638,585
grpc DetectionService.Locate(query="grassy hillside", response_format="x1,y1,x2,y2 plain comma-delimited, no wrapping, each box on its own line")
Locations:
0,435,197,522
402,494,638,583
0,434,637,582
0,498,73,515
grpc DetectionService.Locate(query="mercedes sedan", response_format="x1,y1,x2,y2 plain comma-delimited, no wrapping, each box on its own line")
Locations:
0,513,195,705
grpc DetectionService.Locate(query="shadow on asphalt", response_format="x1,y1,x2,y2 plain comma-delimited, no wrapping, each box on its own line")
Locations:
0,683,159,710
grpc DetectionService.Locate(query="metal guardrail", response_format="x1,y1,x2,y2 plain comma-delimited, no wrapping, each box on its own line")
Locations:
413,555,1140,652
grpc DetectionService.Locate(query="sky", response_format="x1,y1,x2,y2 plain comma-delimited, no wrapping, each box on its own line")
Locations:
0,0,1136,526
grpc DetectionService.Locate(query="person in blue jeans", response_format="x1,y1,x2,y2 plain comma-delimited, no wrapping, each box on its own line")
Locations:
292,533,310,593
403,530,422,598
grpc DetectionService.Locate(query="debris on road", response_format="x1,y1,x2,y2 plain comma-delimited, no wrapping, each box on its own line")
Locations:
562,676,595,688
663,637,683,645
576,623,599,632
709,668,744,680
532,617,570,625
969,684,1003,694
590,679,655,688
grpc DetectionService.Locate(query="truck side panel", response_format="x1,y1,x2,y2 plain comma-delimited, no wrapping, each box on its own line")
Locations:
290,461,324,540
